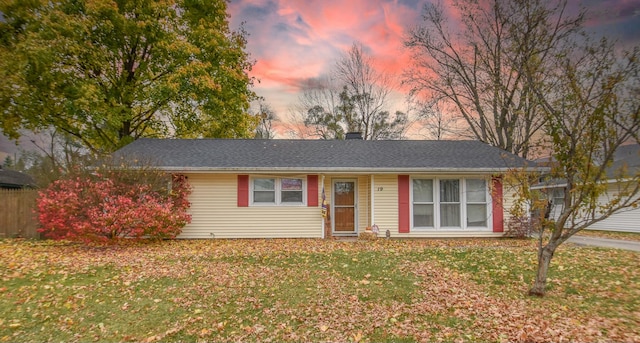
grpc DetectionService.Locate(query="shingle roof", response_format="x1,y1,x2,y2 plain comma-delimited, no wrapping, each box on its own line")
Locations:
113,138,536,172
608,144,640,178
531,144,640,189
0,168,36,188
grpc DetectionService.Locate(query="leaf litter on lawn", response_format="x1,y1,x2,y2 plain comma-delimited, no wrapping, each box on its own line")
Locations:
0,238,638,342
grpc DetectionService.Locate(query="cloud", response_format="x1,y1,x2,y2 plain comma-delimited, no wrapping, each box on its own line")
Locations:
579,0,640,46
229,0,640,118
228,0,427,115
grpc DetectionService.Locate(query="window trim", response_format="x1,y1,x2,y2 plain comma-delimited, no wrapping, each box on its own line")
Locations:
250,176,307,206
410,177,492,231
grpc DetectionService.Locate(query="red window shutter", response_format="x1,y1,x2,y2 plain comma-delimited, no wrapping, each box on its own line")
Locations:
237,175,249,207
398,175,410,233
307,175,319,207
492,176,504,232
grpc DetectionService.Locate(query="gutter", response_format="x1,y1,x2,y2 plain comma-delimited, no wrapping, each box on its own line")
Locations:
150,167,546,174
531,177,637,190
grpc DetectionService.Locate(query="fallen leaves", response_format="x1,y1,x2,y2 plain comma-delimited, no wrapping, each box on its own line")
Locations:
0,238,638,342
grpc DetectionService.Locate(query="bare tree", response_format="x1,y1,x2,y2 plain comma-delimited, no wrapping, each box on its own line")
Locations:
522,39,640,296
405,0,583,158
297,78,346,139
406,0,640,297
290,43,408,140
13,128,91,187
253,101,278,139
413,99,461,140
335,43,407,140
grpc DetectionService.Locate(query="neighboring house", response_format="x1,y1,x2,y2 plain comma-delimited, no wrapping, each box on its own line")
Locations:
113,138,536,239
0,167,36,189
534,144,640,233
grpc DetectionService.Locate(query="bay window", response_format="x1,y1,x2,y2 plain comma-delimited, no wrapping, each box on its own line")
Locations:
412,177,490,230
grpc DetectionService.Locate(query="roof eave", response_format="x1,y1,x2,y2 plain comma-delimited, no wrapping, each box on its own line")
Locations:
532,176,637,190
151,166,545,174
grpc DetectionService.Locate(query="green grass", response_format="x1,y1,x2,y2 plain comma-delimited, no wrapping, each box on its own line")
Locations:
577,229,640,242
419,246,640,318
1,238,638,342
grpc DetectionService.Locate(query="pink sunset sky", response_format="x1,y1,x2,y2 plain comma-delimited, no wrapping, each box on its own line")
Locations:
1,0,639,158
227,0,640,133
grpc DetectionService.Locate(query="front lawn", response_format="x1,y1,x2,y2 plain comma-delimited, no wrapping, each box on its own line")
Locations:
1,238,638,342
576,229,640,242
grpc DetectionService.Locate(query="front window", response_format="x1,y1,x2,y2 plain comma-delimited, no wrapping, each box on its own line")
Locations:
411,177,490,230
281,178,303,203
413,179,434,227
466,179,487,227
251,177,305,206
253,178,276,203
440,179,460,227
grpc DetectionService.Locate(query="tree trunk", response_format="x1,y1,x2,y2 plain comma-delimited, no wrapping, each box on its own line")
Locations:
528,244,556,296
119,120,131,139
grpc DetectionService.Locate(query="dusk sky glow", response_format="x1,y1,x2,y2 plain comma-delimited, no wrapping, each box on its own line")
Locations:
228,0,640,127
1,1,640,157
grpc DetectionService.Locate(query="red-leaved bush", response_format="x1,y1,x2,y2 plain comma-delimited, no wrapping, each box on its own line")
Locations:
37,170,191,243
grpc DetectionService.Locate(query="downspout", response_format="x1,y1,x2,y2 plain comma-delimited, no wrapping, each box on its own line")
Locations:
371,175,375,227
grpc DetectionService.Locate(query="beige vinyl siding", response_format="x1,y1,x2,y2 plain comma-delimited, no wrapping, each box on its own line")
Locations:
357,175,370,231
371,174,399,235
181,172,512,239
181,173,322,239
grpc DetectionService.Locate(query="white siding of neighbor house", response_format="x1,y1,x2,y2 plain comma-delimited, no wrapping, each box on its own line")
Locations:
585,182,640,233
543,182,640,233
180,173,323,239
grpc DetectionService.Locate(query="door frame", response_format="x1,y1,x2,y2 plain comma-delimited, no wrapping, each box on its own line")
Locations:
331,178,358,236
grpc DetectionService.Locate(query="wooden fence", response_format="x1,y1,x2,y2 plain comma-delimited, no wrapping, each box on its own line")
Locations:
0,189,40,239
